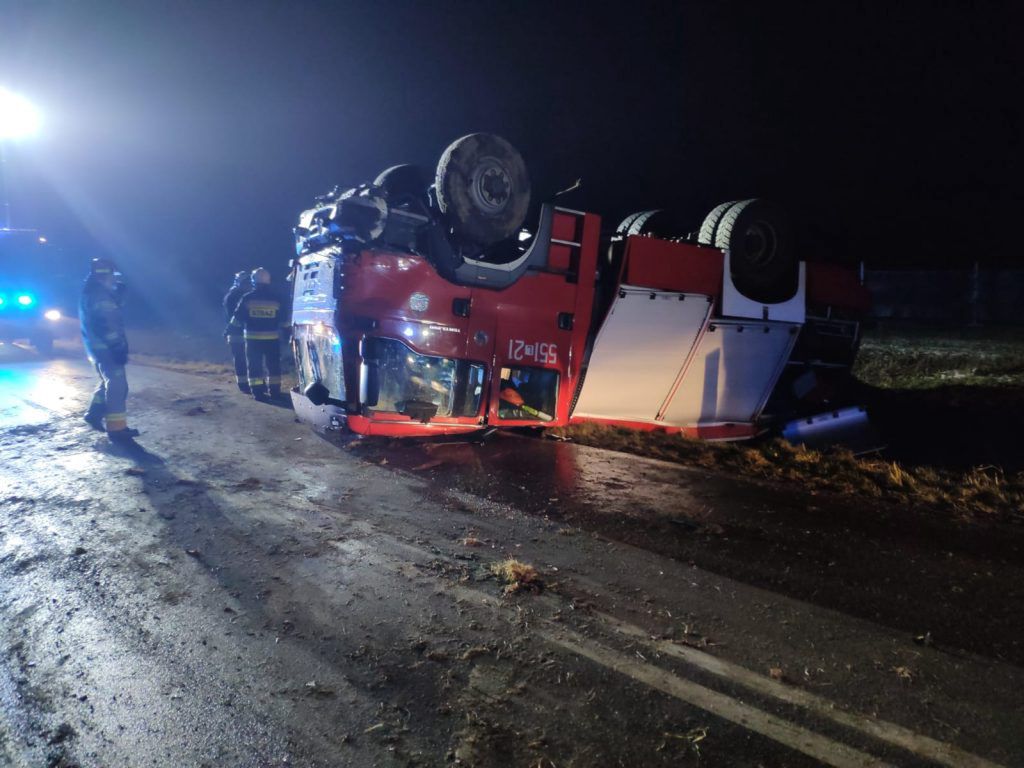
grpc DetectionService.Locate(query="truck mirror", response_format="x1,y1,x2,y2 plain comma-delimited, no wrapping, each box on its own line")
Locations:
360,361,380,407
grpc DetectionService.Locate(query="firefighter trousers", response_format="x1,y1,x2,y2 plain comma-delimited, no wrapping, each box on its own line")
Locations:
228,339,249,392
87,360,129,432
245,338,281,397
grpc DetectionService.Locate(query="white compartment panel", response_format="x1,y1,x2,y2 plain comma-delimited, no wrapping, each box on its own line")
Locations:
573,287,711,422
661,319,798,425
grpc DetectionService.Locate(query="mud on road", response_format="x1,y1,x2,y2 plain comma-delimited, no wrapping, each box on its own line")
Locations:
1,351,1023,767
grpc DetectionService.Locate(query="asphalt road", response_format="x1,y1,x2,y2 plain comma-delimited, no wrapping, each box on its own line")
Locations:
0,349,1022,767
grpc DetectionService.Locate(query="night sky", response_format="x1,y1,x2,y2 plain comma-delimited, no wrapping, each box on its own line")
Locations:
1,1,1020,325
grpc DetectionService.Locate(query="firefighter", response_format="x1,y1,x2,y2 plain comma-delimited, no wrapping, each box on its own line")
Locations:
223,269,252,393
228,267,284,401
80,257,138,440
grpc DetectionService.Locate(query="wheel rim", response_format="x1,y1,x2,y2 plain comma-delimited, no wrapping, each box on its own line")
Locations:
742,220,777,267
469,157,512,214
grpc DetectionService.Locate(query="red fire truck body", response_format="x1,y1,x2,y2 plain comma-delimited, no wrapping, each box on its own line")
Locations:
289,202,869,440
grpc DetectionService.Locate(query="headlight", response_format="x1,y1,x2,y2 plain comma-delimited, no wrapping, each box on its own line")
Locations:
44,309,61,321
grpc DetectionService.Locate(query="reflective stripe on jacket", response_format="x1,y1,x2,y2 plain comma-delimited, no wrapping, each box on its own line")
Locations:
228,285,284,341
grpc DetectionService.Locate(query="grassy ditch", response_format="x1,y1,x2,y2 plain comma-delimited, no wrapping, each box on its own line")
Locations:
854,325,1024,389
555,326,1024,524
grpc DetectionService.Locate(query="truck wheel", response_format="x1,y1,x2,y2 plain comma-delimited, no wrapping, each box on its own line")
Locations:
374,164,428,208
618,209,690,239
625,209,661,236
714,198,797,304
698,200,739,245
615,211,647,234
435,133,531,247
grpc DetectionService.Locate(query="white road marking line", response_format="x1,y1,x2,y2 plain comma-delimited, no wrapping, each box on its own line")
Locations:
434,579,889,766
319,503,1004,767
596,611,1008,768
542,629,894,768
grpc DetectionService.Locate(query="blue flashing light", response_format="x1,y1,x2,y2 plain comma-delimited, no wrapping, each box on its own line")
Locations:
17,294,34,307
0,294,6,308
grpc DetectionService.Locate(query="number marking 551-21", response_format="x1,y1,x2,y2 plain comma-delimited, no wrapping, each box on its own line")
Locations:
508,339,558,365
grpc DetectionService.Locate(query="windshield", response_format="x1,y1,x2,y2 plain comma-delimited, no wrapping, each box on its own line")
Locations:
371,338,484,418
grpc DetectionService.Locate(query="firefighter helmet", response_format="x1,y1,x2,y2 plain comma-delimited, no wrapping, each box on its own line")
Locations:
234,269,249,284
251,267,271,285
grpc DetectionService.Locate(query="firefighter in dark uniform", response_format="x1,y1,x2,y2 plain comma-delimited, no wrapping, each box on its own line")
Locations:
223,269,252,393
80,258,138,440
228,267,284,401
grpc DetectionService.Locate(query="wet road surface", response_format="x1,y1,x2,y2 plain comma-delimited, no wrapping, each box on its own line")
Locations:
1,349,1022,767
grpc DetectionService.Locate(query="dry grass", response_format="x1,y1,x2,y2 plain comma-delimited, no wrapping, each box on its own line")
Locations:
490,558,543,595
552,423,1023,523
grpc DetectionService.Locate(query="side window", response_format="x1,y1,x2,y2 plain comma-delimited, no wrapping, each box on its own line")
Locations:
498,366,558,421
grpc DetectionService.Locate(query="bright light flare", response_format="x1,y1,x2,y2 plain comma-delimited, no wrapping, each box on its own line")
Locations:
17,294,34,306
44,309,61,321
0,88,42,140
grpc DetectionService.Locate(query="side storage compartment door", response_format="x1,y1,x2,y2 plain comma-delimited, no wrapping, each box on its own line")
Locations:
572,287,712,424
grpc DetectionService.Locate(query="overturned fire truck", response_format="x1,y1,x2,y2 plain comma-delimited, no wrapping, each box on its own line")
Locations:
288,134,869,441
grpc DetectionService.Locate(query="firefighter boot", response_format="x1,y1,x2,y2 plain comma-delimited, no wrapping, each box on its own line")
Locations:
83,407,105,431
108,427,141,443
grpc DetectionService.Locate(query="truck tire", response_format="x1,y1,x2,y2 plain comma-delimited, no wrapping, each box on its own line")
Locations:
714,198,797,304
615,210,647,234
435,133,530,247
698,200,739,245
618,209,691,239
625,209,661,236
374,164,428,207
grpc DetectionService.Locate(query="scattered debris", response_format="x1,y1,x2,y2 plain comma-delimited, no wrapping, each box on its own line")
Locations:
412,459,443,471
490,558,544,595
460,646,491,661
304,680,336,698
892,665,914,682
364,723,385,734
662,726,708,756
461,537,482,547
185,549,201,558
769,667,785,681
235,477,261,490
184,405,208,416
46,722,75,745
125,467,146,476
913,632,934,647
